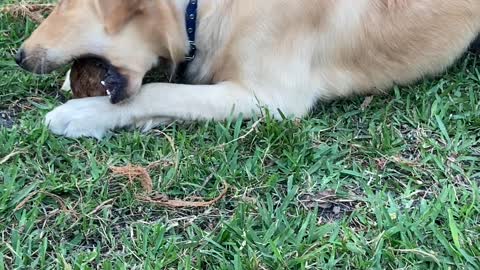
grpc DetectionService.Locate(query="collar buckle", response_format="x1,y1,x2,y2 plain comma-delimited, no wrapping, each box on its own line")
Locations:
185,41,197,62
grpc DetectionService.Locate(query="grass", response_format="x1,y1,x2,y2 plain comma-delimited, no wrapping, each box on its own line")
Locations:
1,2,480,269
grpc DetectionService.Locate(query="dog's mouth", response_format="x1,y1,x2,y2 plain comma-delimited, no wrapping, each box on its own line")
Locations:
99,62,129,104
16,48,131,104
70,56,129,104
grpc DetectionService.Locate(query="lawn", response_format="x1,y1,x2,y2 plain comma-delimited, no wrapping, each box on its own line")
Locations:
1,2,480,269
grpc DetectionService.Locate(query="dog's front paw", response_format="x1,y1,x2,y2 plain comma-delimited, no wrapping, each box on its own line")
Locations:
45,97,124,139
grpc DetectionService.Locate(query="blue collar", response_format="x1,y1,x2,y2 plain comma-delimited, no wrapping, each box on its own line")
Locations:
184,0,198,62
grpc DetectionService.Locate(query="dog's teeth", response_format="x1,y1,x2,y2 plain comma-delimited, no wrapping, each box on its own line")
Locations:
106,89,111,96
101,81,106,86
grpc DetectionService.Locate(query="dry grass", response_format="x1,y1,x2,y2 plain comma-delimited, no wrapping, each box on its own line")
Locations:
0,3,54,23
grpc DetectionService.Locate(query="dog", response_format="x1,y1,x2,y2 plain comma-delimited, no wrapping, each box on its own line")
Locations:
15,0,480,139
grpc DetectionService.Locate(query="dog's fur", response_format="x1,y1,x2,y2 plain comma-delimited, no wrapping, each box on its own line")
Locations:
17,0,480,139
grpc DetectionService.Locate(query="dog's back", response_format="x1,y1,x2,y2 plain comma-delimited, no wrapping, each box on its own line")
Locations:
189,0,480,100
333,0,480,95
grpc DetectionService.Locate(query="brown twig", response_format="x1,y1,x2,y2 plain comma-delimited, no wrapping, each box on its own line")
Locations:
212,118,263,150
87,198,115,216
14,191,39,211
137,184,229,208
111,162,229,208
0,150,25,165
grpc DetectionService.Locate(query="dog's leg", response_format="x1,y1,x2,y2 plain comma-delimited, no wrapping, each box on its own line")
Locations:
45,82,288,139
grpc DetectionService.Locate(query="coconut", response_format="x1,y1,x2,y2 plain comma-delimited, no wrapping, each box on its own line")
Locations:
69,58,128,104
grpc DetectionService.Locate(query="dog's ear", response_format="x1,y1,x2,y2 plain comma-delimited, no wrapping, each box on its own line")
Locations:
94,0,145,34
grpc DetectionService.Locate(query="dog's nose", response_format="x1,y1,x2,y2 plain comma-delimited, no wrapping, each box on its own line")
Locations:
14,49,25,65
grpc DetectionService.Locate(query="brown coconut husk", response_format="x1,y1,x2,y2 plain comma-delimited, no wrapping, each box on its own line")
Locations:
111,164,228,208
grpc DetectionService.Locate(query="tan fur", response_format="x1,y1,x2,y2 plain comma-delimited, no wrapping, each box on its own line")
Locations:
16,0,480,138
94,0,145,34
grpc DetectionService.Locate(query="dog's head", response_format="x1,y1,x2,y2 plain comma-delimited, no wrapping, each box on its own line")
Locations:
16,0,185,99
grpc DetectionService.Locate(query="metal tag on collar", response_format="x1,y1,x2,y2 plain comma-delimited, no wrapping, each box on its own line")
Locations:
185,41,197,62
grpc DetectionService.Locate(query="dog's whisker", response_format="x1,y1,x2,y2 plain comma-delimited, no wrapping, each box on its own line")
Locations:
32,61,41,74
41,57,46,74
20,54,34,65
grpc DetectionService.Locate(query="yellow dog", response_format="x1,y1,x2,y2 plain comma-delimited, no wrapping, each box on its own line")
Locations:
16,0,480,139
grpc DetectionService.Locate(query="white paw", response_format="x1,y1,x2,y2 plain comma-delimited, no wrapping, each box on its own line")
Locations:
45,97,125,139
